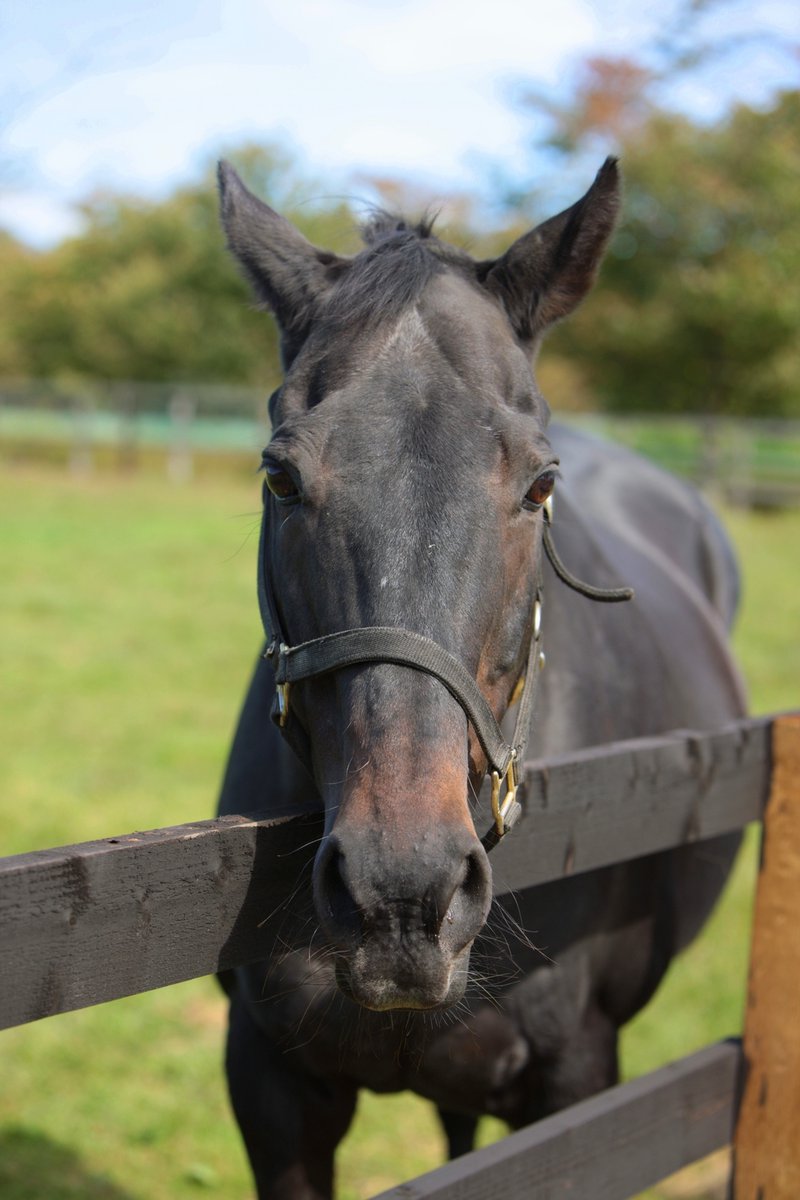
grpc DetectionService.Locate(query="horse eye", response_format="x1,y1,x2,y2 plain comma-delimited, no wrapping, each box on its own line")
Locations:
523,469,556,511
264,462,300,502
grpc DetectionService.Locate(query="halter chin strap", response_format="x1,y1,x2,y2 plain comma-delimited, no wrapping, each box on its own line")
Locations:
257,492,632,850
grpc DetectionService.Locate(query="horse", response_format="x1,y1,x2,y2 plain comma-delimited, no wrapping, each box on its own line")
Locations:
215,157,746,1199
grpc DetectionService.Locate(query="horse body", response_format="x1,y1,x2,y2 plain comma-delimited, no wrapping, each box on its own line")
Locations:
215,160,746,1198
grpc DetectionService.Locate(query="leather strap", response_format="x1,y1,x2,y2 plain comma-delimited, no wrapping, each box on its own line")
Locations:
270,627,516,777
543,523,634,603
256,486,631,846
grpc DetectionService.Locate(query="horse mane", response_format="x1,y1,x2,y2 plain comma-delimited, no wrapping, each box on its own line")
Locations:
359,209,438,246
320,209,476,332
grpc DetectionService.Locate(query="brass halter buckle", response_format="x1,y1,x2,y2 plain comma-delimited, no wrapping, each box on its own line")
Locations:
490,751,519,837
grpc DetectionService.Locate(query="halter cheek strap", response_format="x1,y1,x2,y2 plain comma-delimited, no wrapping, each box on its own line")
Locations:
257,492,632,850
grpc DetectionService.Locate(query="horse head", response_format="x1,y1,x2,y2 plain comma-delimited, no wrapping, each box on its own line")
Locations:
219,160,619,1011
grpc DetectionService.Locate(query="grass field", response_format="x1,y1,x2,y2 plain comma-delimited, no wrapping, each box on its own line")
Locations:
1,467,798,1199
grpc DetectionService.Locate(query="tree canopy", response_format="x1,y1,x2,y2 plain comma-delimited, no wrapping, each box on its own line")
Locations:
545,85,800,416
0,146,357,393
1,90,797,418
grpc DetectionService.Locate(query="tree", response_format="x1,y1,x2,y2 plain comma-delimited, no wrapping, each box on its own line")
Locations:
506,1,800,418
0,145,357,388
549,90,800,416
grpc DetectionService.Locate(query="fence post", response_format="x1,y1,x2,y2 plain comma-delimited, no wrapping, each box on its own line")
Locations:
116,383,138,472
69,390,93,476
733,713,800,1198
168,391,195,482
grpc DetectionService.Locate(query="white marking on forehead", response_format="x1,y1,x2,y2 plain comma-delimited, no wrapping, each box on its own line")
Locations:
403,307,427,338
379,306,430,355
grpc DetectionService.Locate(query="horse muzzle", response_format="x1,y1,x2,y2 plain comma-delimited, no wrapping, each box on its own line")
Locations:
313,828,492,1011
334,943,473,1012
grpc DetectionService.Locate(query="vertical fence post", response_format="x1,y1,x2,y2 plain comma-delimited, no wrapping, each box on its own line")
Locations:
168,391,195,482
116,383,138,472
733,714,800,1198
69,390,93,476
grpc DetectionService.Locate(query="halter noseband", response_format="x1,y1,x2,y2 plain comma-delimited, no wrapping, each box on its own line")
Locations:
257,493,633,851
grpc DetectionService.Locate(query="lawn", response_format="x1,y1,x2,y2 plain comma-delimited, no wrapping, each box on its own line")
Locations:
0,467,797,1199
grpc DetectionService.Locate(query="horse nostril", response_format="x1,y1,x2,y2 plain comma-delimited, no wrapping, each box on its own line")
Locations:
425,846,492,941
462,848,491,910
315,838,362,946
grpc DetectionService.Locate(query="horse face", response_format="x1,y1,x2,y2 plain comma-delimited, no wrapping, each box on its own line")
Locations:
263,282,554,1009
219,162,618,1010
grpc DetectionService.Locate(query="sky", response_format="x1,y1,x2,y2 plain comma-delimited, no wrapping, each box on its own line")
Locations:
1,0,797,246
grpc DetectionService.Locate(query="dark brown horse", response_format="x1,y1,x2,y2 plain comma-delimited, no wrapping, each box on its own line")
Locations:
216,158,746,1198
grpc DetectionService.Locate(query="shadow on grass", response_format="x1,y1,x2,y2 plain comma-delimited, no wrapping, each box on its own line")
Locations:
0,1128,138,1200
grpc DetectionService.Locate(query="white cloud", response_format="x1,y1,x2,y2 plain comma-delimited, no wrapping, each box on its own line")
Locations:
274,0,597,77
0,191,82,244
1,0,796,244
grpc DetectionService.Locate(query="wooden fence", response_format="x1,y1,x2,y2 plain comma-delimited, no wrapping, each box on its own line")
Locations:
1,712,798,1198
3,382,800,506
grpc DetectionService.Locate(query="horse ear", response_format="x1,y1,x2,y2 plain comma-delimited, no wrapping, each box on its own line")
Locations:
218,160,347,347
482,157,620,342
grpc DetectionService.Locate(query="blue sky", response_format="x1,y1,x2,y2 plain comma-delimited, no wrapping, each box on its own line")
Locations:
1,0,797,245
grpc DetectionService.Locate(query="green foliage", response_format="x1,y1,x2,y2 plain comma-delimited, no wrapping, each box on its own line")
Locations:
1,88,798,419
546,90,800,417
0,146,357,389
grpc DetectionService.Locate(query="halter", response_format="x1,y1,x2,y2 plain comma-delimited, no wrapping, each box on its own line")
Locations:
257,492,633,851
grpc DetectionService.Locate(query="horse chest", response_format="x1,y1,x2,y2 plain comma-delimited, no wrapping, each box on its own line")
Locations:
253,951,532,1111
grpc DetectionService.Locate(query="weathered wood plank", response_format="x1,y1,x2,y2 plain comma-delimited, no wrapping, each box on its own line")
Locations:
0,810,323,1030
0,718,773,1029
489,716,771,894
733,713,800,1198
371,1040,740,1200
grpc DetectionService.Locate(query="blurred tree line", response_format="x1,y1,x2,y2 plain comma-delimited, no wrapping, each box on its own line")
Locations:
0,146,360,398
536,62,799,418
0,81,797,417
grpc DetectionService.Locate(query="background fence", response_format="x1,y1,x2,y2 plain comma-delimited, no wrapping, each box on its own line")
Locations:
2,379,800,505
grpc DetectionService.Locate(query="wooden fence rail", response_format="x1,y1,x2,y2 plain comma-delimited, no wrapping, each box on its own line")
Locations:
373,1041,742,1200
0,716,770,1031
1,711,798,1198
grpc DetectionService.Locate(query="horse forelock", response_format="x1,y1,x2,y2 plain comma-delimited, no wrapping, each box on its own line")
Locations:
359,208,438,246
318,211,477,336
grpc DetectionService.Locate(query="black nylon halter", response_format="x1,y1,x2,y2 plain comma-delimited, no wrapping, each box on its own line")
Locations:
257,490,632,850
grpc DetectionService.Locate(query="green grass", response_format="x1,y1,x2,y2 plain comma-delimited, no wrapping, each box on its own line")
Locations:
1,468,798,1199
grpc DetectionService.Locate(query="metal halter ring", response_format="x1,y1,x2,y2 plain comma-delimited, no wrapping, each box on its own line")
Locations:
532,592,543,642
